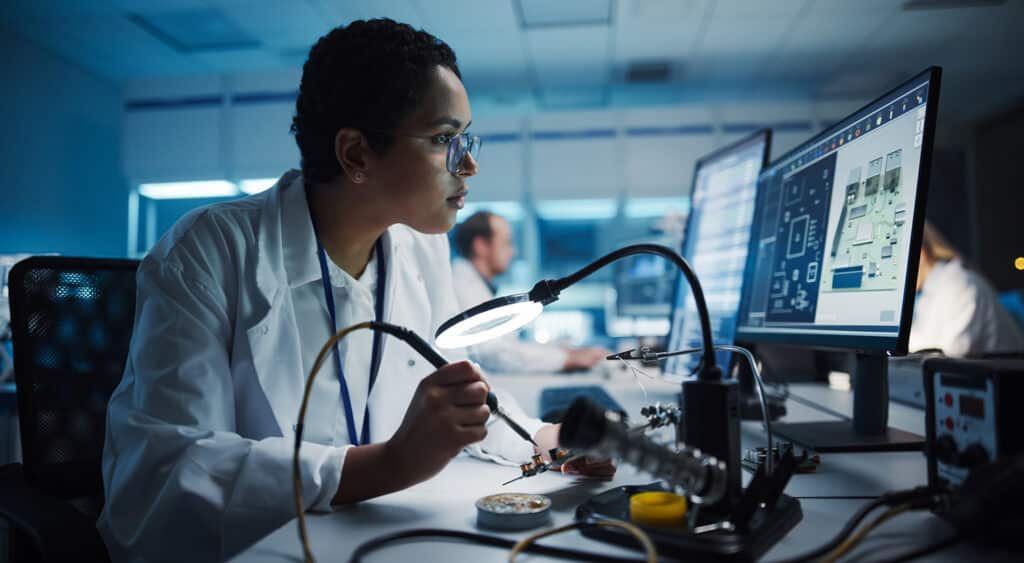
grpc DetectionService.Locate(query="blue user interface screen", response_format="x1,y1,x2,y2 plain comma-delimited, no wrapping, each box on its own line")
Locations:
736,75,932,349
665,132,768,377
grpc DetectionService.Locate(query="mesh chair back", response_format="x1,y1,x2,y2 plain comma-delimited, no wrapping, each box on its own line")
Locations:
8,257,139,505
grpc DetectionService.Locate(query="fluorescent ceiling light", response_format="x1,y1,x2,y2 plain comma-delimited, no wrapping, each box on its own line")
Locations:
138,180,238,200
239,178,276,194
535,198,617,220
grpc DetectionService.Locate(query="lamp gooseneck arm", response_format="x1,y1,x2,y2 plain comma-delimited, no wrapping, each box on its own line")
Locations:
537,243,719,379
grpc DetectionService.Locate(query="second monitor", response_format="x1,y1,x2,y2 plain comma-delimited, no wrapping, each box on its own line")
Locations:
665,129,771,378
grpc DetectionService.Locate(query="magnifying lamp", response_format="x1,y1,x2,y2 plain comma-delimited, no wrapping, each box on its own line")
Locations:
437,243,744,509
436,243,721,381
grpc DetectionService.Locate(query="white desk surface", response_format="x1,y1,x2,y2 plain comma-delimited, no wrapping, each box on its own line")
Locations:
233,368,1004,562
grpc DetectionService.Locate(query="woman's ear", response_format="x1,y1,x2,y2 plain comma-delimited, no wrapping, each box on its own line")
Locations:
334,128,370,184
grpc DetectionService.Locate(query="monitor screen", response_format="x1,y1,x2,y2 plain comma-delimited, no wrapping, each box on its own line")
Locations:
736,68,939,355
665,130,770,377
613,249,676,318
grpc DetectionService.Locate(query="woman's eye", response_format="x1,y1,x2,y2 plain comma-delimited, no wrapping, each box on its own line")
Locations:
433,134,452,145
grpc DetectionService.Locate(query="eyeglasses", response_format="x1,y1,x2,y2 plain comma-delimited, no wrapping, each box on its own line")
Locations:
440,132,482,175
378,131,482,175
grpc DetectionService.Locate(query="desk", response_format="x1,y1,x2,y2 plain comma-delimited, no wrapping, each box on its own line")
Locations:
234,370,1008,562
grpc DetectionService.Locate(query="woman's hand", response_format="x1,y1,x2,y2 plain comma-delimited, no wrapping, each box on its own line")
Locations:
533,423,617,478
560,455,616,477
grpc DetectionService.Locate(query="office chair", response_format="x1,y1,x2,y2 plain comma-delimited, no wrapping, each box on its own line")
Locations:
0,256,139,563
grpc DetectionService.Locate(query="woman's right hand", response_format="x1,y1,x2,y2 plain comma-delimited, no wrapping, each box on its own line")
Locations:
384,360,491,485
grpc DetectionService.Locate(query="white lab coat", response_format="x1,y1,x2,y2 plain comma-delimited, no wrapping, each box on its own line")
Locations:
909,258,1024,356
450,257,567,372
98,171,544,562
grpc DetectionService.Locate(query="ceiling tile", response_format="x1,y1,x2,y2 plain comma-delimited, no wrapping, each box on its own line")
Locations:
308,0,425,29
517,0,613,28
413,0,520,33
525,26,611,87
209,0,328,49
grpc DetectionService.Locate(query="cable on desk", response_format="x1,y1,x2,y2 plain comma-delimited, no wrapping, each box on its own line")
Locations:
884,532,961,563
348,528,647,563
821,503,911,563
769,486,938,563
510,520,656,563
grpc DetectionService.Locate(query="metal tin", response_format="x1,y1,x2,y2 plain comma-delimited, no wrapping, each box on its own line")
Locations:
475,493,552,531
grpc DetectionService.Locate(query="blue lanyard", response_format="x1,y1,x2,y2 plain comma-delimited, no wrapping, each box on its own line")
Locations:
312,234,387,447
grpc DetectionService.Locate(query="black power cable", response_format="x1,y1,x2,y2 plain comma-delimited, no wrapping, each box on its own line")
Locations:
349,528,645,563
769,486,939,563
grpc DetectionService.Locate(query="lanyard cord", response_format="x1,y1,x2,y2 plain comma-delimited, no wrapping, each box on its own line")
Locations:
310,224,387,446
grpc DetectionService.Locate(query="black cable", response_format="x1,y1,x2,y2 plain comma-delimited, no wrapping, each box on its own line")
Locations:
349,528,645,563
768,497,888,563
768,487,937,563
882,533,960,563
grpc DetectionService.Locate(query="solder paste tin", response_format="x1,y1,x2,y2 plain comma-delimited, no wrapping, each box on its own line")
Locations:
475,493,552,531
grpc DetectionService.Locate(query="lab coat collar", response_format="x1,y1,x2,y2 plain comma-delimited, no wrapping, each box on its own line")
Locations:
278,170,322,289
247,170,411,437
269,171,408,293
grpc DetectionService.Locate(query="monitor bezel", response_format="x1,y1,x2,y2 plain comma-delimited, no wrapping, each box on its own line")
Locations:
665,128,771,374
734,66,942,356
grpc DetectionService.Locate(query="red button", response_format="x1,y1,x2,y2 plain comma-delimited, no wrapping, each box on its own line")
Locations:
944,393,953,407
945,417,954,431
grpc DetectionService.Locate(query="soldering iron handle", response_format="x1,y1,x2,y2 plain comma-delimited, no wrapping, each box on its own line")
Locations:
371,321,449,368
367,322,538,448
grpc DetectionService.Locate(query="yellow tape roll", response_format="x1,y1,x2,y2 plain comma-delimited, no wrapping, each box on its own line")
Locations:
629,491,687,528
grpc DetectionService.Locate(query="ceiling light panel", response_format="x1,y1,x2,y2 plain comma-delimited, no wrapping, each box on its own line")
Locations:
517,0,613,28
209,0,325,51
129,8,259,52
613,0,702,63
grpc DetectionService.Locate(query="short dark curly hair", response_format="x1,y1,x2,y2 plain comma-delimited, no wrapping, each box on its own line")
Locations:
291,18,461,184
453,211,496,258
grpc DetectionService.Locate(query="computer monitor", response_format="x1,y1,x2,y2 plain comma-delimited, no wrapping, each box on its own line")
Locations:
613,245,676,318
665,130,771,378
735,67,942,452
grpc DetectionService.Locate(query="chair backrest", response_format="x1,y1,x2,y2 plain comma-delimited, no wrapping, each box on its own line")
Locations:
8,256,139,505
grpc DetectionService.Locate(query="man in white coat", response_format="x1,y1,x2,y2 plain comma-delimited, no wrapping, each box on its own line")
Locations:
451,211,610,373
99,19,611,562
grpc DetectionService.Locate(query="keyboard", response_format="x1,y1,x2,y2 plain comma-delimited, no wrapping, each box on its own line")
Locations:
539,385,627,423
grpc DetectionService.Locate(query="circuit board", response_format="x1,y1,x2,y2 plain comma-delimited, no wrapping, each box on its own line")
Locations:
764,152,836,324
821,148,906,295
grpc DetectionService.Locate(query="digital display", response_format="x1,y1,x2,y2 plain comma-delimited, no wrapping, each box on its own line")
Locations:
959,395,984,419
736,69,937,352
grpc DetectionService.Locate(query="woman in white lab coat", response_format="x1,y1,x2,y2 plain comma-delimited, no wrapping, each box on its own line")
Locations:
910,222,1024,356
98,19,609,562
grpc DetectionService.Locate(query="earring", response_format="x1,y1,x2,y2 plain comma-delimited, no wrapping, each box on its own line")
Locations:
353,172,365,182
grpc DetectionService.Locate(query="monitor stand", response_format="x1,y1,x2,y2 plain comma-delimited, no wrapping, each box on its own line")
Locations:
772,353,924,453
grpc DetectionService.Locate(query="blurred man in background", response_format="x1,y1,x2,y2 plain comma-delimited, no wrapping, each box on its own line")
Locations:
451,211,610,372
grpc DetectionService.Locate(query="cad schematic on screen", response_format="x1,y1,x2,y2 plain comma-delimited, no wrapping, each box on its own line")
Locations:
741,82,929,338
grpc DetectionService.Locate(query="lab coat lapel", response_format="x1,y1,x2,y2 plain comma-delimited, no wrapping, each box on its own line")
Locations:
242,172,306,437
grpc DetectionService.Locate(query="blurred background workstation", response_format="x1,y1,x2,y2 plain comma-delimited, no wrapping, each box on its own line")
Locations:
2,1,1024,562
